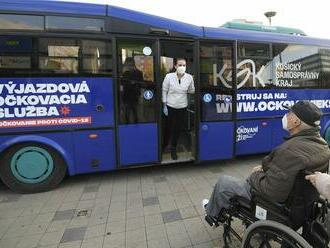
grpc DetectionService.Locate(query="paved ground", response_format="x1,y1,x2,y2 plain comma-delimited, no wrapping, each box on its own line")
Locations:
0,155,262,248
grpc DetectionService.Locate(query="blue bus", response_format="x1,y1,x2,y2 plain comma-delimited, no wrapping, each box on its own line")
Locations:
0,0,329,193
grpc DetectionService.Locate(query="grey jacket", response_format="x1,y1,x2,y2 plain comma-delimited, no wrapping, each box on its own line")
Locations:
248,127,330,203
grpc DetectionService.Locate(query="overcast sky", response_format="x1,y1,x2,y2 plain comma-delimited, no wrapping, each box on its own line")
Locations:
59,0,330,39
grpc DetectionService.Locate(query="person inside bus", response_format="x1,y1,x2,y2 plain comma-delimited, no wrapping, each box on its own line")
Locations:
202,101,330,221
121,57,144,124
162,58,195,160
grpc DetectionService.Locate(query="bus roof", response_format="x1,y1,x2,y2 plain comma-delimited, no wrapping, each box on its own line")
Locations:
204,27,330,47
0,0,107,16
1,0,330,47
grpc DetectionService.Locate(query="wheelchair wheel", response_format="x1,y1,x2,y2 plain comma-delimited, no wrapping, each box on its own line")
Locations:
241,220,312,248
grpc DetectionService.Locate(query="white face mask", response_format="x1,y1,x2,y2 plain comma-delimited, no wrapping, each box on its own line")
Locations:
282,114,288,131
176,65,186,75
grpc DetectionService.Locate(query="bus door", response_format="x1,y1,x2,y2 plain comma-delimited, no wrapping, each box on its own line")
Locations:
116,39,158,166
198,42,236,161
159,40,196,164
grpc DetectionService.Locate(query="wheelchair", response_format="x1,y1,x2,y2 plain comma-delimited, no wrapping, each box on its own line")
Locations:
205,170,330,248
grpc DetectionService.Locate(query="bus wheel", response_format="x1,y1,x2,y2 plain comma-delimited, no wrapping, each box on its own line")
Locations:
0,143,66,193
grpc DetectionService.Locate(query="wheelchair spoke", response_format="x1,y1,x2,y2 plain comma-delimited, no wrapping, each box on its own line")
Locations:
262,241,272,248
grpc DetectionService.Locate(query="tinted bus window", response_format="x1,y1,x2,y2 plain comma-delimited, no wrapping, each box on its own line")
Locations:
117,40,156,124
271,44,330,88
200,43,234,121
238,42,272,89
0,37,33,53
0,14,44,30
82,40,112,74
239,43,270,58
0,56,31,69
46,16,104,32
237,43,330,89
39,38,79,73
0,37,34,72
200,44,232,89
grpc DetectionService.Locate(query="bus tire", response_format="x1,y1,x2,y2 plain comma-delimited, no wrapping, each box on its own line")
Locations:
0,142,66,193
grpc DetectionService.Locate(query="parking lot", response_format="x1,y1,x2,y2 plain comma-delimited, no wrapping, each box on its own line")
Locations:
0,155,261,248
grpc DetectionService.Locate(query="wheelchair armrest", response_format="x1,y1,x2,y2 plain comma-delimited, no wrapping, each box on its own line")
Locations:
230,195,252,210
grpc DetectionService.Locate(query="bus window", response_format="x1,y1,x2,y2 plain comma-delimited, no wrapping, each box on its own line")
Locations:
0,37,34,73
82,40,112,75
46,16,104,32
239,43,270,58
271,44,330,89
237,42,272,89
160,42,194,78
0,14,44,31
0,56,31,69
200,42,234,121
200,44,232,89
39,38,79,74
117,40,156,124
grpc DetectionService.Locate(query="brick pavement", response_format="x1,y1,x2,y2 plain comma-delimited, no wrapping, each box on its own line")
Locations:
0,155,261,248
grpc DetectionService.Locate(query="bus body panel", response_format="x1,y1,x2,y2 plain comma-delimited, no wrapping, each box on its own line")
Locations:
0,77,114,133
72,129,116,174
199,122,234,161
271,119,288,149
235,119,273,156
0,133,75,175
237,89,330,119
119,123,158,166
0,129,117,176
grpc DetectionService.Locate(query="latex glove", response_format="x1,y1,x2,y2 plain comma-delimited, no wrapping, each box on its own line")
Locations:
163,105,168,116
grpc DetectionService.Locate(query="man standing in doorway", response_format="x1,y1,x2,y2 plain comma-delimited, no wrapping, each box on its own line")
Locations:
162,58,195,160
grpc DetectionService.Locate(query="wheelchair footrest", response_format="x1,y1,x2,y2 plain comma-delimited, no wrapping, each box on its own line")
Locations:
205,215,219,227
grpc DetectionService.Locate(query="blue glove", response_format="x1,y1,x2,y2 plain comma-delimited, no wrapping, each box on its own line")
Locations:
163,105,168,116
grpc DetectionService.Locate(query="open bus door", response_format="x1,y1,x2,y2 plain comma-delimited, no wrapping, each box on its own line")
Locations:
198,41,236,161
159,40,196,164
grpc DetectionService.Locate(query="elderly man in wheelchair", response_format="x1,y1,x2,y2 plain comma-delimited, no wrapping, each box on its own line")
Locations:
202,101,330,247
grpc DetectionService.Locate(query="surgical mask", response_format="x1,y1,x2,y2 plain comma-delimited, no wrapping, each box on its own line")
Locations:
176,65,186,75
282,114,288,131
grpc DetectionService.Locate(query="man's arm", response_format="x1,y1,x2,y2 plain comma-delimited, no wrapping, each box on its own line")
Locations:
249,149,305,203
261,151,275,172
